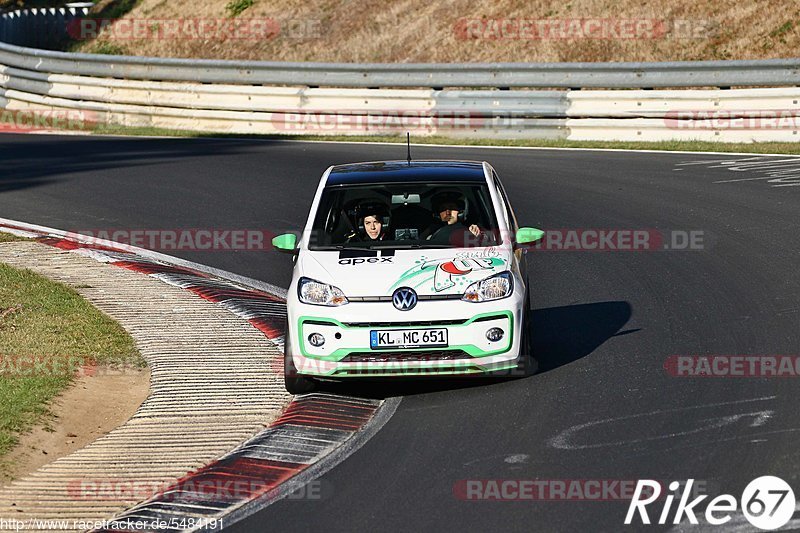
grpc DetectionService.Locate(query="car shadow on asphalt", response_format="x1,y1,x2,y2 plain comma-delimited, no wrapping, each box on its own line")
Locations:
0,135,286,194
318,300,633,399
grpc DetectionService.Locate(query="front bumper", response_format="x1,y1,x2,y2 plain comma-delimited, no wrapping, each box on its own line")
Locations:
286,298,524,378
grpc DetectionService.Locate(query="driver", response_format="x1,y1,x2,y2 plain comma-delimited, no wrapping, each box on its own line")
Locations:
430,193,482,238
346,203,389,242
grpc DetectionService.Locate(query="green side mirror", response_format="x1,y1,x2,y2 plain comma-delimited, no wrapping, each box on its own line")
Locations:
516,227,544,245
272,233,298,254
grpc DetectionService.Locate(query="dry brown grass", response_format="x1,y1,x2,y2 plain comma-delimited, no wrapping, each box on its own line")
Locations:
71,0,800,62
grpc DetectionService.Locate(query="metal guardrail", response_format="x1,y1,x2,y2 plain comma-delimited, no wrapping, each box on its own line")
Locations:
2,6,800,143
1,38,800,88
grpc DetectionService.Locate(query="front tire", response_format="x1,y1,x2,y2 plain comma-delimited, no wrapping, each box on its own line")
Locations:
516,290,538,377
285,371,317,395
283,318,317,394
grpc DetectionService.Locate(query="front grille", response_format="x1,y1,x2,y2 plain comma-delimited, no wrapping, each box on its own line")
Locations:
347,294,462,302
343,319,467,328
303,319,335,326
342,314,507,329
334,365,483,376
472,314,508,323
340,349,471,363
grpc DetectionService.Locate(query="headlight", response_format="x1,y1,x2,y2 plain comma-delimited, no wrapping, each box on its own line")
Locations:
297,277,349,306
462,271,513,302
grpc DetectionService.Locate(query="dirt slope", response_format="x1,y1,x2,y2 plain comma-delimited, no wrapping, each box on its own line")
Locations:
67,0,800,62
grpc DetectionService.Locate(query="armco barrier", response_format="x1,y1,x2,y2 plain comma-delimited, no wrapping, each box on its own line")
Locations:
1,33,799,88
2,7,800,141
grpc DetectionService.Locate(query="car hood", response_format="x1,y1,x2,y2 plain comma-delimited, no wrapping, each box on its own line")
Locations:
299,247,511,297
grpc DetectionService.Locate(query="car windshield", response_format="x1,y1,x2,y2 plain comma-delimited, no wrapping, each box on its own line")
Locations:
308,182,502,250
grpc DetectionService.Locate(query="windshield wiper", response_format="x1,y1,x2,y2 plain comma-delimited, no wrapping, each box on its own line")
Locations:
312,245,373,251
313,243,455,251
367,243,453,250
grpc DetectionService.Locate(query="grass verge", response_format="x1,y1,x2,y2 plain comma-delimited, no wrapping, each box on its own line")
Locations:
0,238,144,468
89,123,800,155
3,114,800,154
0,233,30,243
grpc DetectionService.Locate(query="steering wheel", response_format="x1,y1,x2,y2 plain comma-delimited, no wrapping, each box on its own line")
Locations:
430,223,495,247
428,223,460,243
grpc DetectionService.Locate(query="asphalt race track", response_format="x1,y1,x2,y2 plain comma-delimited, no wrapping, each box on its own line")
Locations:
2,134,799,531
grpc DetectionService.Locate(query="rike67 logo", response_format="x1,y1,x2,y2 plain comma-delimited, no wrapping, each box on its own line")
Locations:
625,477,796,530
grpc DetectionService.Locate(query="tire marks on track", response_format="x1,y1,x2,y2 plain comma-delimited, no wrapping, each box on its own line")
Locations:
675,156,800,187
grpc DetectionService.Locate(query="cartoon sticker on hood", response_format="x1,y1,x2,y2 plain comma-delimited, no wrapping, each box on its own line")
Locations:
390,256,506,293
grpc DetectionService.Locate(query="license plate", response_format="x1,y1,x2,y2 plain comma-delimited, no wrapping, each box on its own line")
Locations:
370,328,448,349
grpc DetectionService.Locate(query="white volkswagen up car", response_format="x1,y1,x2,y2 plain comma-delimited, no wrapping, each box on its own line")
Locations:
273,160,544,393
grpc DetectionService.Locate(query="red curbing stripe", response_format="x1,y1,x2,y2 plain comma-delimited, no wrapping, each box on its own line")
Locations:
90,398,383,528
185,285,226,302
271,417,367,431
278,405,377,421
248,318,283,339
276,416,371,426
36,236,128,254
275,410,373,423
287,397,380,409
277,401,377,414
112,260,209,278
285,399,381,412
6,223,389,530
148,458,307,504
276,413,376,427
0,223,42,234
187,287,283,302
207,456,306,475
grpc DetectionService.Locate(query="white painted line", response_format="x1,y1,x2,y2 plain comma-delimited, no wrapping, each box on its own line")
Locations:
0,216,287,298
6,130,800,158
713,176,781,183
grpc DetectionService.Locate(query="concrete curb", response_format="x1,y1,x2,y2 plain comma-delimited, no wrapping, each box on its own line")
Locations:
0,219,397,532
0,240,290,531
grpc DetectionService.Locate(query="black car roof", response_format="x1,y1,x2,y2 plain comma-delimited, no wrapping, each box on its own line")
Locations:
326,160,487,186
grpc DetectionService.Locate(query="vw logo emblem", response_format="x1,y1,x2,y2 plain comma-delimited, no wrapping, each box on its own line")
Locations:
392,287,418,311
